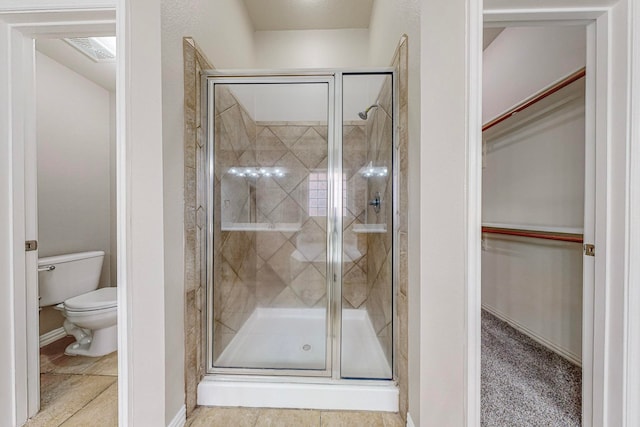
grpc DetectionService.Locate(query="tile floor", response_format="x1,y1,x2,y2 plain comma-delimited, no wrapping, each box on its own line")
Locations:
24,336,118,427
186,407,405,427
25,337,404,426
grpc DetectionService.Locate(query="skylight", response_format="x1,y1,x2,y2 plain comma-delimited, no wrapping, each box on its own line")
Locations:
64,37,116,63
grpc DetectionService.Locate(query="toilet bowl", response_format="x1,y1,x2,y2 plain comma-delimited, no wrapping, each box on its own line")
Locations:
38,251,118,357
57,287,118,357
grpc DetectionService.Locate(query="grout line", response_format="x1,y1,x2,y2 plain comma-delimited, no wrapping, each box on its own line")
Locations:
42,376,116,427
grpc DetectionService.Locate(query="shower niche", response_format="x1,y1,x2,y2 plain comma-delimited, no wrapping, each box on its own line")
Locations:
206,71,396,384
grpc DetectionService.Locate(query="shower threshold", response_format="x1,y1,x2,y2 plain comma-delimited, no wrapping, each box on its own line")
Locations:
199,308,398,411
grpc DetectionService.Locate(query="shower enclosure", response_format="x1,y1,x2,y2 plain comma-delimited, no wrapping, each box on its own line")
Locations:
206,70,396,385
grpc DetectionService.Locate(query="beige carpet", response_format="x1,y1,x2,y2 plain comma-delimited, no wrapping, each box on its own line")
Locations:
481,310,582,426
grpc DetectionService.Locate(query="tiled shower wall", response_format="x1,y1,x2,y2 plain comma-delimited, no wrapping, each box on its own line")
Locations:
183,38,212,415
184,36,409,421
363,75,394,365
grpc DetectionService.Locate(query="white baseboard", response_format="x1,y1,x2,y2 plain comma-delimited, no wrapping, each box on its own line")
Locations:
482,304,582,367
406,412,416,427
39,327,66,348
167,405,186,427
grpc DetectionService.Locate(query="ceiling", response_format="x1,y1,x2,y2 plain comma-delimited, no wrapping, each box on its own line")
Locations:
36,38,116,92
243,0,374,31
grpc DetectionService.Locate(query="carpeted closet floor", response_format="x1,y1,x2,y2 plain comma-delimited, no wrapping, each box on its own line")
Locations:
481,310,582,426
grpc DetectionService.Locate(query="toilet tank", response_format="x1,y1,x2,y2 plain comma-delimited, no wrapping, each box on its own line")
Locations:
38,251,105,307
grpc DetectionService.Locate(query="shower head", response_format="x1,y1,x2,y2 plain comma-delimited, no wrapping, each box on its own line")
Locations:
358,103,380,120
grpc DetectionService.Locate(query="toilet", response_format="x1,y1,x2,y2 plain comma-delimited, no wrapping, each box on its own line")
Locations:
38,251,117,357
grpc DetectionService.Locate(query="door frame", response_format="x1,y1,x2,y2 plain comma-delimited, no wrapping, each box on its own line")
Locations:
0,3,121,426
1,1,168,426
467,2,640,425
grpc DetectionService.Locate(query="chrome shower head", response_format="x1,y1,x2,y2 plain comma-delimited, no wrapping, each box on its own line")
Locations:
358,103,380,120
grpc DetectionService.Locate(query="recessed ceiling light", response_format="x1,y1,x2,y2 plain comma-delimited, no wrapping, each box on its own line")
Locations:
64,37,116,63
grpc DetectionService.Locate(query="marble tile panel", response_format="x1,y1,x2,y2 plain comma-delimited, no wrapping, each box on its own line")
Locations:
312,125,328,140
269,287,306,308
255,408,321,427
364,284,386,333
220,231,251,274
266,195,304,225
240,108,257,143
270,125,309,148
237,245,258,287
185,123,198,170
237,148,257,167
378,323,393,367
291,128,328,169
255,264,287,305
267,240,305,284
398,232,408,297
290,264,326,307
219,282,256,330
272,151,308,194
220,105,252,154
378,76,393,118
256,177,288,217
214,85,238,116
213,321,236,360
398,356,408,419
398,292,408,359
295,219,325,263
342,265,367,308
256,127,288,166
256,231,287,262
60,381,118,427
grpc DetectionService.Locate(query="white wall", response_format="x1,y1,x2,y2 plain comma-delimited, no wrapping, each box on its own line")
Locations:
368,0,421,423
254,29,369,68
482,82,586,363
483,26,586,123
161,0,256,422
36,48,115,294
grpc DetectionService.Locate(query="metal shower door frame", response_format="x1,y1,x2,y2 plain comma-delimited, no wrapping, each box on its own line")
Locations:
203,68,397,381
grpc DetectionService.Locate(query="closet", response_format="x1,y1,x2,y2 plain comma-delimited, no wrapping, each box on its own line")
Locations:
481,25,589,427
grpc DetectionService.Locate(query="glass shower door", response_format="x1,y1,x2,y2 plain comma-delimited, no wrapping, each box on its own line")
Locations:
209,78,333,373
341,73,394,379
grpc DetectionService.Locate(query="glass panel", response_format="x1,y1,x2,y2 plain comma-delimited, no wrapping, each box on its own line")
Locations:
341,74,393,379
211,82,330,371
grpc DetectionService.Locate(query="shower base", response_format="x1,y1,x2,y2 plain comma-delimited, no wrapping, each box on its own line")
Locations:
199,308,398,411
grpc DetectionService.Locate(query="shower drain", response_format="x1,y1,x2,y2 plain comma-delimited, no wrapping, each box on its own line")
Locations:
302,344,311,351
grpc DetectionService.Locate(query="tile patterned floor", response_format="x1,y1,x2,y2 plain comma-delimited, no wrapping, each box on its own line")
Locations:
25,337,403,426
24,336,118,427
186,407,405,427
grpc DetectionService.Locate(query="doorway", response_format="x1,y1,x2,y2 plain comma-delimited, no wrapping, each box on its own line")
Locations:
27,36,119,425
480,24,591,425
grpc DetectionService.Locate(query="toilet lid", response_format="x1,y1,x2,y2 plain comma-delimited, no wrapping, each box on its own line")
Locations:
64,287,117,311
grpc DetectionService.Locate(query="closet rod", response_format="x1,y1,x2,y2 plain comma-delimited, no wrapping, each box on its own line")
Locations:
482,226,583,243
482,67,586,132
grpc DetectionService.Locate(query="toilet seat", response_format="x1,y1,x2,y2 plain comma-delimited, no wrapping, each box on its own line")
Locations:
64,287,116,312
